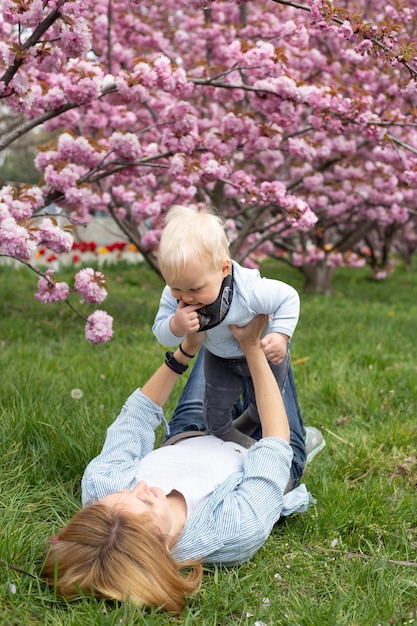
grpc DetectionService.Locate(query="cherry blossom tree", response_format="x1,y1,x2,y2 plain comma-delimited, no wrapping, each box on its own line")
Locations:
1,0,417,341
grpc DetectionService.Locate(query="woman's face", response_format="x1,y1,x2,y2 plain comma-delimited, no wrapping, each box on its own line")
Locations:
100,481,173,537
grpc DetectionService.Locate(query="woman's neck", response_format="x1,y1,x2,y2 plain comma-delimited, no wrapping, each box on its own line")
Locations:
166,490,187,547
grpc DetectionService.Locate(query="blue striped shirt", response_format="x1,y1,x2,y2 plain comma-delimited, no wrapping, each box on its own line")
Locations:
81,388,311,565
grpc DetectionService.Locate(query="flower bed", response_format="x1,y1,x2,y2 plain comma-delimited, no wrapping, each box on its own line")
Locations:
33,240,144,268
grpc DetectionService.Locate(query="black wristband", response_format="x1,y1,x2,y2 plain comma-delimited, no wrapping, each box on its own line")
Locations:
165,351,188,375
179,343,195,359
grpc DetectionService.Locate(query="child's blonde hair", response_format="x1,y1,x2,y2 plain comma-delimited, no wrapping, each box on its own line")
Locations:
43,504,202,614
158,205,230,283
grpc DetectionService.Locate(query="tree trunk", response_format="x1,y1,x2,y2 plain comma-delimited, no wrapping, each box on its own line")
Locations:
301,261,335,295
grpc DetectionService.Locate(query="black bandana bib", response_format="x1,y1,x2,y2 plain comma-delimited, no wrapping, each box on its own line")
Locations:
197,269,234,331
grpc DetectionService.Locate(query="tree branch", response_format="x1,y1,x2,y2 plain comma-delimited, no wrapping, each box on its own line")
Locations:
0,3,66,88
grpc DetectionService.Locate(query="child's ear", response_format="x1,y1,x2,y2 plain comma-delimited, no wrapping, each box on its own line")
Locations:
221,258,232,276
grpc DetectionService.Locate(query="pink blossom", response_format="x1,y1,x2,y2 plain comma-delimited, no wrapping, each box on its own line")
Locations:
85,310,113,345
35,270,70,303
4,198,34,221
13,0,44,27
60,20,91,57
141,229,162,251
133,62,157,88
55,133,103,168
74,268,108,304
44,163,82,193
243,41,276,69
345,253,366,268
163,131,198,155
355,40,373,56
169,153,187,176
296,205,319,229
0,203,11,222
163,101,199,134
63,61,102,105
292,253,305,267
0,217,37,259
288,137,317,161
327,252,344,268
154,56,175,91
2,0,32,25
258,180,287,203
37,218,73,253
404,80,417,96
110,132,142,162
200,155,231,180
373,270,388,280
65,187,95,211
303,173,325,191
204,131,238,159
338,20,354,41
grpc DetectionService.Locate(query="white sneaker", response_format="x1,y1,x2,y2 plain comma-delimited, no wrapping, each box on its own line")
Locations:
305,426,326,463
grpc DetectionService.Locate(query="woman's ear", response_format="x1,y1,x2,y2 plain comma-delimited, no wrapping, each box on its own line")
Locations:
221,258,232,276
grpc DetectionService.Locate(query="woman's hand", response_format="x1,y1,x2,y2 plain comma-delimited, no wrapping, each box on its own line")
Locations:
229,314,269,351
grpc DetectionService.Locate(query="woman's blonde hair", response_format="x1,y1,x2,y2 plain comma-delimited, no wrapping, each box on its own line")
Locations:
42,504,202,614
158,205,230,283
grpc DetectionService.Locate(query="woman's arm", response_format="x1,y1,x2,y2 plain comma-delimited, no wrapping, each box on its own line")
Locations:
81,332,206,504
141,331,205,407
229,315,290,441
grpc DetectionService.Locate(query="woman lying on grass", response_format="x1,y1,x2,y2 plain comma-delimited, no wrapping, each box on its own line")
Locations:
43,315,324,613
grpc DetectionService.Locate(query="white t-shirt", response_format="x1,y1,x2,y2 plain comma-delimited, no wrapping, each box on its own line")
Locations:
136,435,248,519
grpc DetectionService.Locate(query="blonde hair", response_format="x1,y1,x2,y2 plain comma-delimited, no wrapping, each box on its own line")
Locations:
158,205,230,283
42,504,202,614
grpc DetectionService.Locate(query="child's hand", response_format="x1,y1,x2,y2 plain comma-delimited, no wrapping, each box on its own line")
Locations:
260,332,288,365
169,300,201,336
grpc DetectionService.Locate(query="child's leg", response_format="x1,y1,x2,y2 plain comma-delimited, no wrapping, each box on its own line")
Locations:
203,351,255,447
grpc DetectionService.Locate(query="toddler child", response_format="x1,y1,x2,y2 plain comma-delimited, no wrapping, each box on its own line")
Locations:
152,205,300,447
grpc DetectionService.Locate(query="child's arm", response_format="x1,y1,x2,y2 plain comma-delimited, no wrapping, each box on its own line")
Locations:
152,285,187,345
244,274,300,365
153,286,201,343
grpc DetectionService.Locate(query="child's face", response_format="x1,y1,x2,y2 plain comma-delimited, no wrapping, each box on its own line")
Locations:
167,257,231,308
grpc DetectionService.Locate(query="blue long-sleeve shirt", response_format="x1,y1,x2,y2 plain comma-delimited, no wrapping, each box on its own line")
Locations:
81,388,311,565
152,260,300,358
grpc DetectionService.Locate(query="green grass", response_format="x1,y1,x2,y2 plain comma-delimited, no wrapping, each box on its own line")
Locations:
1,258,416,625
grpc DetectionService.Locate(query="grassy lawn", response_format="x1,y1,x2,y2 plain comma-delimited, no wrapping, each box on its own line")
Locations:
1,258,416,625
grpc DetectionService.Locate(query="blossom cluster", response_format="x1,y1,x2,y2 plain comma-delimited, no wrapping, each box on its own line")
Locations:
30,253,113,344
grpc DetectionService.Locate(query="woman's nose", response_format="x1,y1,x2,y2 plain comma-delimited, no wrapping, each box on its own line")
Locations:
133,480,148,495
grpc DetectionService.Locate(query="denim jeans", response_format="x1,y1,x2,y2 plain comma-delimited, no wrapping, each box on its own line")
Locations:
164,348,307,488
